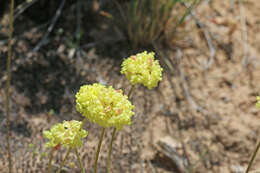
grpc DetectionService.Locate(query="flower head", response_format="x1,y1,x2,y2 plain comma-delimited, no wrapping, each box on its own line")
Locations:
43,120,88,148
121,51,163,89
257,96,260,109
75,83,134,130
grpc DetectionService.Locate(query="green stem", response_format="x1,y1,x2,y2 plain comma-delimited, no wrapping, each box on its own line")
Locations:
56,147,72,173
106,128,117,173
93,127,106,173
75,148,85,173
47,148,55,173
245,142,260,173
80,118,87,129
105,85,135,173
173,0,199,35
6,0,15,172
128,85,135,99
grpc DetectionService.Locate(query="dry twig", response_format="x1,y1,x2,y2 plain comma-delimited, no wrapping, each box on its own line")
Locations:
148,161,157,173
155,137,189,173
13,0,40,21
183,3,216,70
113,0,127,23
176,49,202,112
75,0,83,59
6,0,15,172
239,0,249,67
33,0,66,52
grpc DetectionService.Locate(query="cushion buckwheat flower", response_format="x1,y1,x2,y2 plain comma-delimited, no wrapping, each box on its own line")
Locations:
43,120,88,149
75,83,134,130
257,96,260,109
121,51,163,89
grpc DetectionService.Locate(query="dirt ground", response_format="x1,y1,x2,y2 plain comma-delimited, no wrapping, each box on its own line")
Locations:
0,0,260,173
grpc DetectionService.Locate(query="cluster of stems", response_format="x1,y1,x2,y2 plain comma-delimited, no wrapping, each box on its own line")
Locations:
46,85,135,173
94,85,135,173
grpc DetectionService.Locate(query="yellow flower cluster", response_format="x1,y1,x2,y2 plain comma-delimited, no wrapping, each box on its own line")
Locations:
121,51,163,89
43,120,88,148
75,83,134,130
257,96,260,109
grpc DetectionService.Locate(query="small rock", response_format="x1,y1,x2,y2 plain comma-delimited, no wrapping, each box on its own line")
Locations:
230,165,245,173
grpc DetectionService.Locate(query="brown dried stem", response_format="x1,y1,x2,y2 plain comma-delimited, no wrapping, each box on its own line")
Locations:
6,0,15,172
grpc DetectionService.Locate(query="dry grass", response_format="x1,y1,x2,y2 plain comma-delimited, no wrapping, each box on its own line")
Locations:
115,0,200,48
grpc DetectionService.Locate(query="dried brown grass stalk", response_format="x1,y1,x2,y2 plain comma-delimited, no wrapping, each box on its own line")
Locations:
6,0,15,172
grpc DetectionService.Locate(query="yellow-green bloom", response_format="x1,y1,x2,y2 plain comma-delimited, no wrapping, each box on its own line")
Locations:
43,120,88,148
257,96,260,109
121,51,163,89
75,83,134,130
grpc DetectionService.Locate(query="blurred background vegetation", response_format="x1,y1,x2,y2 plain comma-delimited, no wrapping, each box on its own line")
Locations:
0,0,200,54
0,0,201,114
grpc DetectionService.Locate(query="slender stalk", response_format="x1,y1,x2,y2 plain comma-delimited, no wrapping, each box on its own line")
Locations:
56,147,72,173
106,85,135,173
172,0,199,35
245,142,260,173
93,127,106,173
47,148,55,173
187,148,208,173
75,148,85,173
6,0,15,172
106,128,117,173
128,85,135,99
80,118,87,129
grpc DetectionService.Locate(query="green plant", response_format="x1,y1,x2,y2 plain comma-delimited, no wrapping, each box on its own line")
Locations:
42,51,163,173
115,0,200,48
75,83,135,173
43,120,88,173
